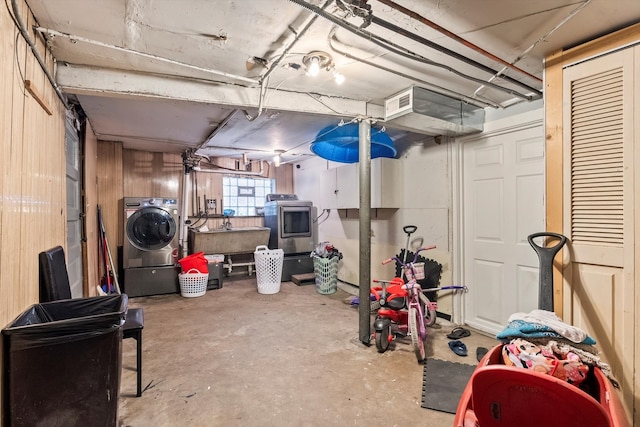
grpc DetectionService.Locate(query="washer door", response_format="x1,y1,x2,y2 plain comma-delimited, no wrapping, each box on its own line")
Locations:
126,207,176,251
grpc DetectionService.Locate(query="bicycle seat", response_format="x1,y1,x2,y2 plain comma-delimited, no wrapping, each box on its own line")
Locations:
380,280,408,310
382,294,406,311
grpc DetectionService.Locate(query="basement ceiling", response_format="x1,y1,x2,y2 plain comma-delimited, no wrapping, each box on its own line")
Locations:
21,0,640,165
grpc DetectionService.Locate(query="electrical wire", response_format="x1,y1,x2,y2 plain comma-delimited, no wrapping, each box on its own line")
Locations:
327,28,498,109
288,0,540,100
9,0,69,109
474,0,593,102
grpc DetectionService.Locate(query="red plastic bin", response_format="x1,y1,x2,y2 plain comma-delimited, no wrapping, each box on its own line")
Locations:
178,252,208,274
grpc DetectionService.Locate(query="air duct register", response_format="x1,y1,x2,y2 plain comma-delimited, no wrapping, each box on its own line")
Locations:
384,86,485,136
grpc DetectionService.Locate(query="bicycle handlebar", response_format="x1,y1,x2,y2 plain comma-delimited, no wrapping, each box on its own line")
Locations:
403,225,417,235
381,245,436,266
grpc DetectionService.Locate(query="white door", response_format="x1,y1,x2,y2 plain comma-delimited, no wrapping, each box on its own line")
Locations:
461,112,545,334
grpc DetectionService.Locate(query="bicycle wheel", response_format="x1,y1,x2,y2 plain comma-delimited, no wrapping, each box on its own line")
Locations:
375,318,391,353
409,307,426,363
424,305,437,327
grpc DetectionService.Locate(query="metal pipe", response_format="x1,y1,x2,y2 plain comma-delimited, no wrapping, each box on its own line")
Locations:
376,0,542,83
196,109,239,150
368,15,541,98
244,0,333,122
11,0,68,108
180,169,192,258
358,118,372,345
34,27,258,85
288,0,539,100
327,29,498,109
473,0,592,101
192,161,265,176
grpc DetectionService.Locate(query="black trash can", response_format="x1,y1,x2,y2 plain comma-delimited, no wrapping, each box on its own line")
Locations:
2,295,127,427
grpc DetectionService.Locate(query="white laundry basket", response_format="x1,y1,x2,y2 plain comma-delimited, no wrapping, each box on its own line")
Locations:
253,245,284,294
178,268,208,297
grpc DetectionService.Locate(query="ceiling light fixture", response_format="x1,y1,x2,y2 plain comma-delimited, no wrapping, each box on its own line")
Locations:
273,149,285,167
308,57,321,76
302,51,344,84
332,69,345,85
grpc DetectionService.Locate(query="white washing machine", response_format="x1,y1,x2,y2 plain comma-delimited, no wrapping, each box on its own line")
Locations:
123,197,180,297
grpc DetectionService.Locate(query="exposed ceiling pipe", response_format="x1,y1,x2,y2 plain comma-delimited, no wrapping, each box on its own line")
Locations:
327,29,498,109
243,0,334,122
375,0,542,84
474,0,592,103
196,109,239,151
35,27,258,85
510,0,593,67
10,0,69,108
193,161,266,176
367,16,542,97
288,0,540,100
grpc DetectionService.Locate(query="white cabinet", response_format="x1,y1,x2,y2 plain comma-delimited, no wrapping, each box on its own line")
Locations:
327,158,402,209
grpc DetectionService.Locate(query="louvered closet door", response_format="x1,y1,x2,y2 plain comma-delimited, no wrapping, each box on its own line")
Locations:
562,48,635,408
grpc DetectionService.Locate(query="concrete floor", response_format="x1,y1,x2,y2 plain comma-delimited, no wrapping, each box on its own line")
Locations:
118,277,499,427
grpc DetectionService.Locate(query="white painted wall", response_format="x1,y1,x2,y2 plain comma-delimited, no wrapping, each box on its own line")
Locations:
293,137,454,309
293,100,544,318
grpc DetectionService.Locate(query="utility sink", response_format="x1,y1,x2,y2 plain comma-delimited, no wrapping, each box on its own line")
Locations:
187,227,270,255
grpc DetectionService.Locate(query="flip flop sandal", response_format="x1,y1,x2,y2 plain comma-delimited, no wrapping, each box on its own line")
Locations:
446,326,471,340
476,346,489,362
448,340,468,356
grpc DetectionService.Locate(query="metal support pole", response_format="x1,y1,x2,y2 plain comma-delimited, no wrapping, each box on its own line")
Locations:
180,166,192,258
358,119,372,345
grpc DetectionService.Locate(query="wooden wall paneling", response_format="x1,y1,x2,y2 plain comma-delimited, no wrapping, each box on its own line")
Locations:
0,1,67,411
84,123,99,295
634,43,640,427
544,50,566,317
0,0,66,326
97,141,123,276
123,149,152,197
21,14,38,306
123,150,182,200
275,164,294,194
0,0,22,326
158,152,183,199
0,1,17,412
191,170,223,216
22,7,65,301
6,0,28,317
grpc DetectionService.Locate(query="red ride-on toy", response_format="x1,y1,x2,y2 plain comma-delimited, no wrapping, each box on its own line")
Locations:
370,246,439,363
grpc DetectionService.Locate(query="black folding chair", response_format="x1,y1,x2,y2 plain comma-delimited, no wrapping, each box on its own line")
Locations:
39,246,144,397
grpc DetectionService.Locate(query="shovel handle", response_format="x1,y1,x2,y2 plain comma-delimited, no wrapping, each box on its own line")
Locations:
527,232,567,253
527,232,567,311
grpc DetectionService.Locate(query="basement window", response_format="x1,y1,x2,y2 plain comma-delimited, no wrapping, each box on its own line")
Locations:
223,176,275,216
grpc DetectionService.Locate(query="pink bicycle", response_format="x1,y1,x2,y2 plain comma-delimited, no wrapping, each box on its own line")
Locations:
371,246,467,363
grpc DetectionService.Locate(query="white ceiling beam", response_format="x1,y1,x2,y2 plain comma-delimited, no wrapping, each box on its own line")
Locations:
56,64,375,118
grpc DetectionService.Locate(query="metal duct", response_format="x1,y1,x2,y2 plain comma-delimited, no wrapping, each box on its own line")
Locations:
384,86,485,136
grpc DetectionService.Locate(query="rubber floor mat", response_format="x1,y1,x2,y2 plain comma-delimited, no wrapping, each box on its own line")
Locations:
421,358,476,414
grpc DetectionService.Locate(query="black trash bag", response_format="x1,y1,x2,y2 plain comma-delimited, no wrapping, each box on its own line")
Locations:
2,295,127,427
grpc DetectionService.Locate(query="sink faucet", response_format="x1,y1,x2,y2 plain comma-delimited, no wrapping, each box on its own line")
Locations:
222,217,232,230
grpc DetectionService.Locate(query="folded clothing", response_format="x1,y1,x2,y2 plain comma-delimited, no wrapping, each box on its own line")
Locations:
508,310,592,344
502,338,589,386
496,319,596,345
